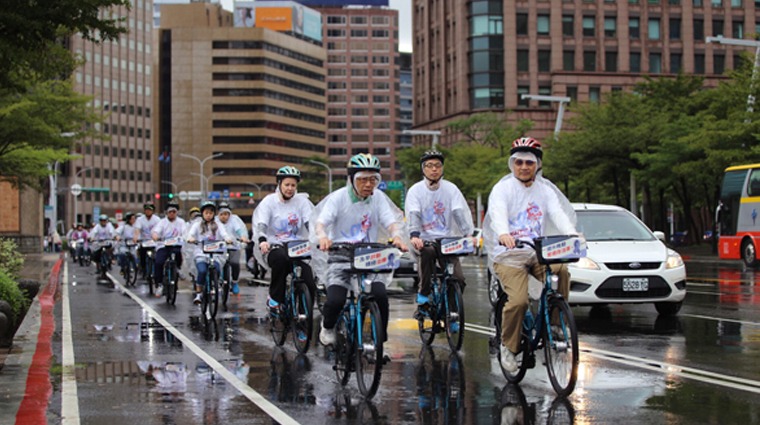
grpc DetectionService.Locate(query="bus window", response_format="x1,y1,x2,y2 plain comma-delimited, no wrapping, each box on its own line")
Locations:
749,169,760,196
719,169,747,236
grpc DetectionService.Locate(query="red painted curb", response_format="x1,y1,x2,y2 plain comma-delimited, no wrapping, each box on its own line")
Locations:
15,257,63,425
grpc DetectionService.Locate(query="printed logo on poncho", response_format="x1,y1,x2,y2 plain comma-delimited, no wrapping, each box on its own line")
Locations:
422,201,447,232
341,212,373,242
509,202,543,239
274,213,301,239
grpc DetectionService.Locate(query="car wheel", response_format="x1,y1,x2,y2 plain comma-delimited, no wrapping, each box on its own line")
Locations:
654,301,682,316
742,239,759,268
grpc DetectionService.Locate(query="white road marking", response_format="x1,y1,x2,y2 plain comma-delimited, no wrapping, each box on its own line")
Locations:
680,313,760,327
107,272,299,425
61,261,80,425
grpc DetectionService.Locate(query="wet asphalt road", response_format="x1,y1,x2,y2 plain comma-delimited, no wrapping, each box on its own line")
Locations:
48,255,760,424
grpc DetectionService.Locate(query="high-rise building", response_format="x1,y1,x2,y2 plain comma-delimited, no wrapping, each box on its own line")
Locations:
413,0,757,142
399,52,414,149
65,0,155,226
153,0,220,28
157,3,326,221
315,4,401,180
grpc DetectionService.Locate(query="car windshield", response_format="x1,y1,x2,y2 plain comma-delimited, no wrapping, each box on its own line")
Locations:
575,210,655,242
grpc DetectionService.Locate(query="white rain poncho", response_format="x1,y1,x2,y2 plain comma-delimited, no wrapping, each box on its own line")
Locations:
309,180,408,290
252,190,314,271
483,153,577,269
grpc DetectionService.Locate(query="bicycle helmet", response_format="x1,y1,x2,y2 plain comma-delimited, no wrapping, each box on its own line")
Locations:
143,202,156,211
347,153,381,175
217,201,231,213
124,212,135,222
420,150,444,166
98,214,108,221
510,137,543,160
188,206,201,218
200,200,216,213
276,165,301,182
165,201,180,211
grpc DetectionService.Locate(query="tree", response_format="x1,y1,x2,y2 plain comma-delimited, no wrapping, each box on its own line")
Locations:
297,156,332,203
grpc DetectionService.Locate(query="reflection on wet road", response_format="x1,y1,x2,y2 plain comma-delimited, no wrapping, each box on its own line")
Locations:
52,255,760,424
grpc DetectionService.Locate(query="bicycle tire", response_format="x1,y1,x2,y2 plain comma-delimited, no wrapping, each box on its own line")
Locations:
208,267,219,319
165,261,178,305
495,294,531,384
356,300,384,398
417,307,436,346
488,269,502,307
146,257,156,295
543,297,579,397
291,281,313,354
128,256,138,287
334,314,352,386
445,280,465,352
221,262,232,309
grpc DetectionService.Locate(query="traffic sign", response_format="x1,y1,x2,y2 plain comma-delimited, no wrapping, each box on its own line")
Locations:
178,191,188,201
378,181,388,191
71,183,82,196
208,191,221,200
223,189,230,199
180,191,202,201
386,180,404,190
84,187,110,193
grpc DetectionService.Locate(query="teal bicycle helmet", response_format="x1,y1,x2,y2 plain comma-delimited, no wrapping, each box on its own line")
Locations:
276,165,301,182
200,201,216,213
347,153,381,175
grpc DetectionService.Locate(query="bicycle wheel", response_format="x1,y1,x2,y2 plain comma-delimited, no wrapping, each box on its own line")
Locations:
146,257,156,295
488,269,502,307
291,281,313,354
221,262,231,309
128,256,138,287
494,295,531,384
356,300,384,398
165,261,178,305
543,297,579,397
334,314,352,386
208,267,219,319
417,307,436,346
445,280,465,352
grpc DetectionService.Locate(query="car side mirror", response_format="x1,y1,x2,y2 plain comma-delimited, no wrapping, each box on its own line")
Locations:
653,231,666,243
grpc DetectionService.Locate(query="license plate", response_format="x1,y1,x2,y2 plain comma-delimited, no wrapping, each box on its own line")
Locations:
622,277,649,291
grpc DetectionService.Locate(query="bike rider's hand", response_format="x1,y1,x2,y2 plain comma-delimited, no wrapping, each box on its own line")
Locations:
499,234,516,249
187,237,196,244
225,239,233,244
410,236,424,251
259,241,270,254
318,237,332,251
391,235,409,252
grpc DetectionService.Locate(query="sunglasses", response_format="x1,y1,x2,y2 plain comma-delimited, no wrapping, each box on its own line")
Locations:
514,159,536,167
424,162,443,169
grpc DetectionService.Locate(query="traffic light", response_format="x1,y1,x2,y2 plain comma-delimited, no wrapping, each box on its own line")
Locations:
154,193,160,200
248,192,254,197
168,193,174,199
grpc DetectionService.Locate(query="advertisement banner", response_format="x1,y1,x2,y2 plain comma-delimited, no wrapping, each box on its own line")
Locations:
268,0,389,6
294,4,323,42
255,7,293,31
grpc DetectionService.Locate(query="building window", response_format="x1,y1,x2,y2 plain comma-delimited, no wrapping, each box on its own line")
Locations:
711,0,722,5
537,15,550,35
649,53,662,73
695,53,705,74
538,50,551,72
517,49,529,72
713,19,723,37
562,15,574,36
589,86,601,103
630,18,640,39
731,0,741,5
567,86,578,101
538,86,552,108
733,21,744,38
583,51,596,71
605,51,618,72
604,17,616,37
516,14,528,35
648,19,660,40
517,86,529,107
670,18,681,39
563,50,575,71
670,53,682,73
630,52,641,72
471,15,503,35
714,53,725,74
694,19,704,40
694,0,703,5
582,16,595,37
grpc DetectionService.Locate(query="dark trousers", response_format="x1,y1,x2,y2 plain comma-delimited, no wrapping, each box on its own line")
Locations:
418,245,465,296
322,282,389,342
267,246,316,304
154,246,183,285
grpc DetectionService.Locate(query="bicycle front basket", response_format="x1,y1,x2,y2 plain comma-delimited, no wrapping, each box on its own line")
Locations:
535,235,587,264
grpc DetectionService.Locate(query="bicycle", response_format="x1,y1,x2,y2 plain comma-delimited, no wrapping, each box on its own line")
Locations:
73,238,90,267
221,240,246,310
269,240,314,354
138,239,157,295
159,237,184,305
92,239,115,280
327,242,400,398
194,240,225,319
493,235,584,397
121,240,139,287
415,237,471,352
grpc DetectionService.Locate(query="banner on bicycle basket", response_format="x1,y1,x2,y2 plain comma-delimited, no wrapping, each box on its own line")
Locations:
353,247,401,271
536,235,586,264
141,240,156,248
203,241,226,253
440,237,475,255
287,240,311,258
165,237,184,247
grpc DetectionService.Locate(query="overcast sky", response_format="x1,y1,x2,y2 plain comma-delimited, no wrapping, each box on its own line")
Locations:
220,0,413,52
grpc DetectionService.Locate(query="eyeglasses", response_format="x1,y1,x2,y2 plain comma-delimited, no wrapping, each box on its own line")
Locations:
355,176,379,185
514,159,536,167
424,162,443,169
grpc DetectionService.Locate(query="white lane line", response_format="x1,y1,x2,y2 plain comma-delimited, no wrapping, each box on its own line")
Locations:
107,273,299,425
61,261,81,425
463,320,760,394
681,313,760,327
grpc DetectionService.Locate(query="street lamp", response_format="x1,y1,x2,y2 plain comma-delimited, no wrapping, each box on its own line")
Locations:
706,35,760,120
180,153,224,198
402,129,442,149
48,132,78,234
520,94,572,137
73,167,93,225
309,160,333,193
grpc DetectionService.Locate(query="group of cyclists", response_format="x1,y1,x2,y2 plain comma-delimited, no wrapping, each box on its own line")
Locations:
66,136,582,394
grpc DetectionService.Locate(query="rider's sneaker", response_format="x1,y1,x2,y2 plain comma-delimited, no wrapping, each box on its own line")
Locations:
500,344,518,373
296,329,308,343
319,321,336,346
416,293,431,305
193,293,202,305
231,282,240,295
267,297,280,311
155,285,163,298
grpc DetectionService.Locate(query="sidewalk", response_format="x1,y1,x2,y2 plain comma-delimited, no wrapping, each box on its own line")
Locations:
674,243,738,264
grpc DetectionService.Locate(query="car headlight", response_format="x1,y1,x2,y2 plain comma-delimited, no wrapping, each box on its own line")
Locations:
666,250,684,269
571,257,600,270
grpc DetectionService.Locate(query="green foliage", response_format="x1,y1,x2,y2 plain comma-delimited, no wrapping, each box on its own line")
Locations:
298,156,332,203
0,269,28,319
0,238,23,278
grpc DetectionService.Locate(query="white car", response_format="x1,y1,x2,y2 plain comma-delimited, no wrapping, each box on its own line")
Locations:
568,203,687,315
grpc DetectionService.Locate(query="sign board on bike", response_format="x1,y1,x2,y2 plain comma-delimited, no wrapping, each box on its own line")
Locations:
353,247,401,271
440,237,475,255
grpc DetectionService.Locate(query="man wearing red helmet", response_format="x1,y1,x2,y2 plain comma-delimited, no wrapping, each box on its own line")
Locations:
483,137,578,373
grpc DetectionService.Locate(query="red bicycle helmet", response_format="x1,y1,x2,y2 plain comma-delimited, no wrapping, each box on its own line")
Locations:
510,137,543,160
